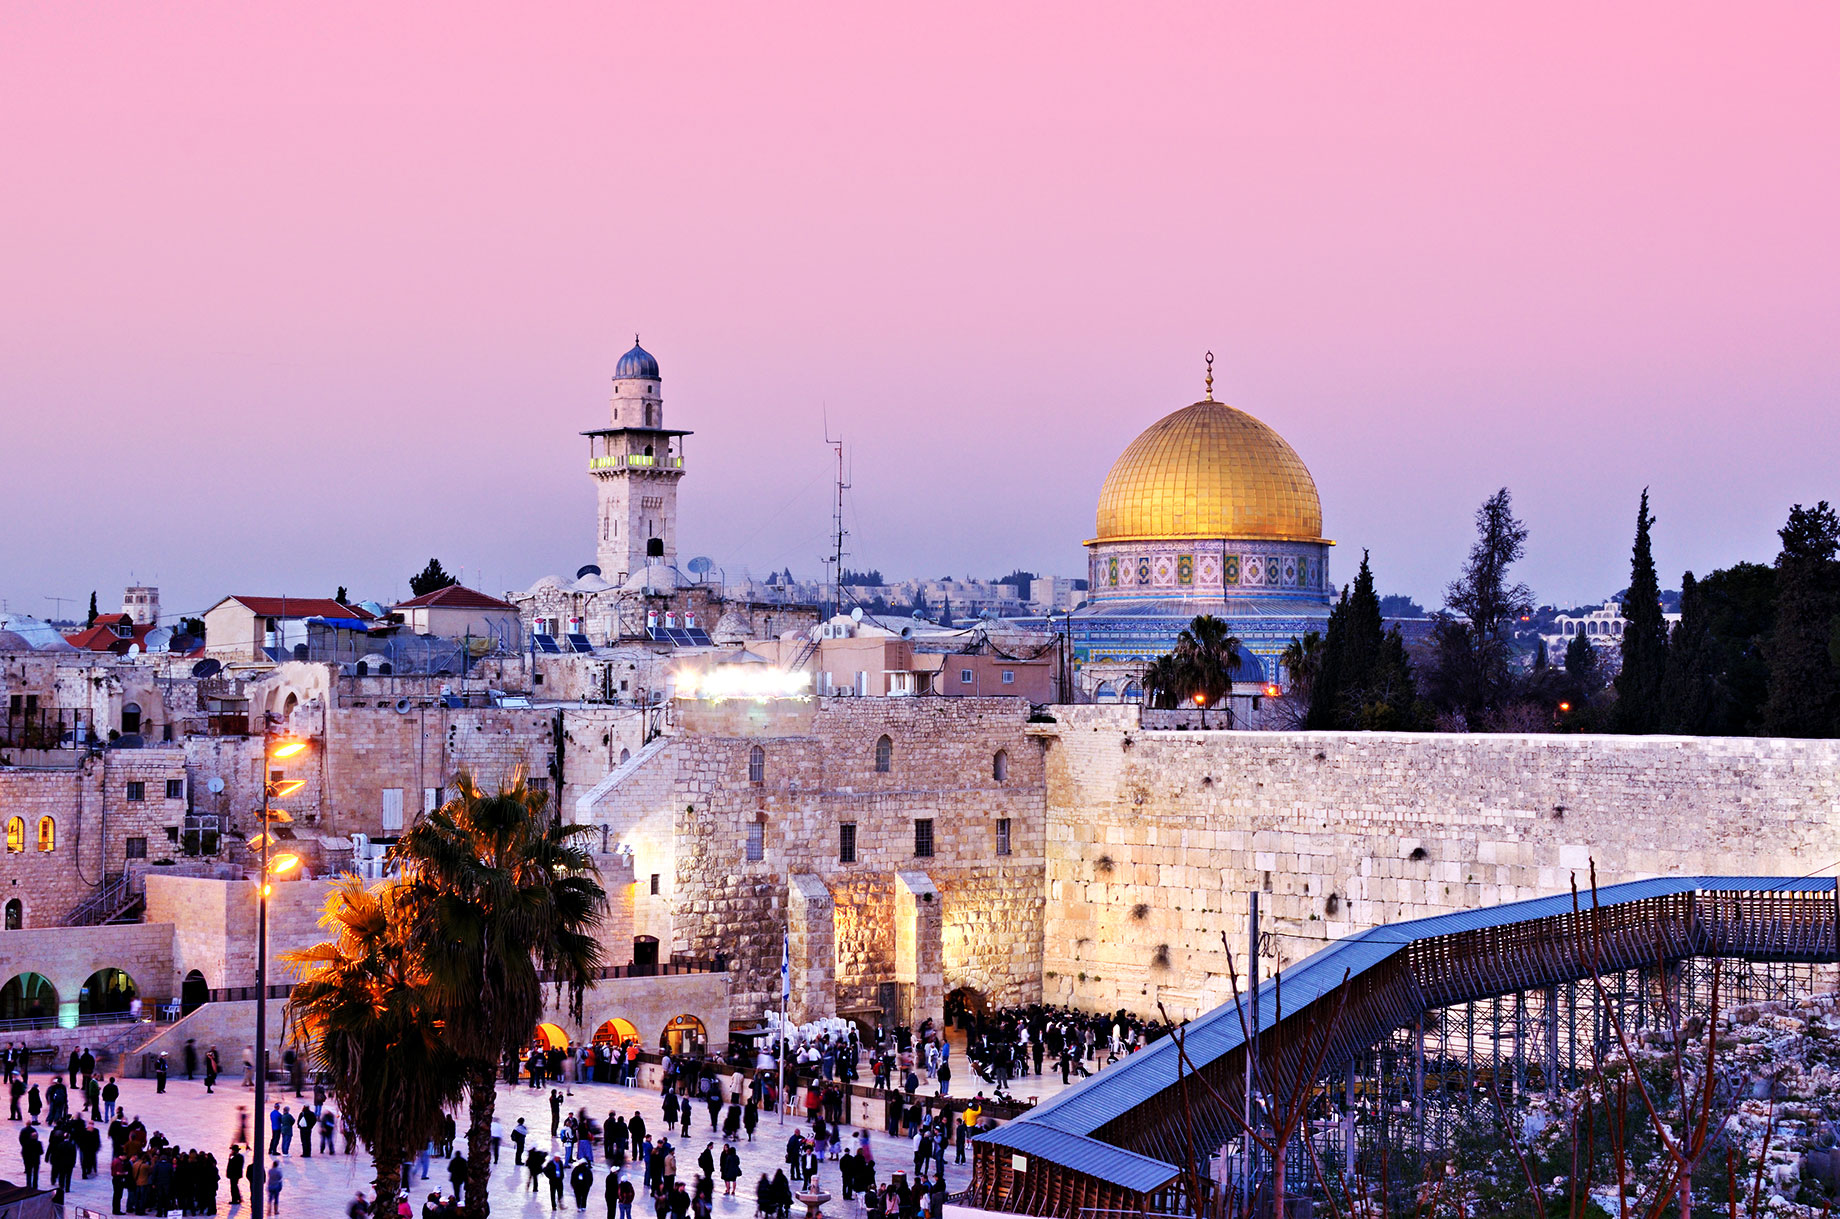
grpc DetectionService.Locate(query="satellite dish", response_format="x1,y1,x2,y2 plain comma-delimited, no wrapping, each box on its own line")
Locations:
190,658,222,678
686,556,713,577
576,564,602,579
900,626,914,639
207,777,225,794
850,607,864,622
126,644,140,655
395,698,413,714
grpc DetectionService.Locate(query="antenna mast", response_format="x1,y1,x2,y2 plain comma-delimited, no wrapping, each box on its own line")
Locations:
822,425,849,622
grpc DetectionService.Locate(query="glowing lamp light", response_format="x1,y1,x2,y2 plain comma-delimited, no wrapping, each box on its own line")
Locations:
269,779,306,799
1264,683,1281,698
1193,693,1206,707
1557,701,1572,713
674,666,813,702
268,853,301,875
270,741,308,760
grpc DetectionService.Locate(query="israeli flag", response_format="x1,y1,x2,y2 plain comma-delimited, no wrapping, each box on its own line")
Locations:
781,931,791,1004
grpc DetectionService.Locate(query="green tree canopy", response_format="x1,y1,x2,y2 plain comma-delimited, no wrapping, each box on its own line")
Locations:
409,558,459,597
1762,501,1840,737
1614,489,1669,733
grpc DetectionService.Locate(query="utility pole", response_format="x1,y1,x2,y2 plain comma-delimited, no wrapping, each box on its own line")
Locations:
1243,890,1260,1208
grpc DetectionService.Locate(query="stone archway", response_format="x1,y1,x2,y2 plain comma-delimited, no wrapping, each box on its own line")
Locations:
661,1013,706,1057
78,968,137,1018
181,969,210,1014
0,973,57,1024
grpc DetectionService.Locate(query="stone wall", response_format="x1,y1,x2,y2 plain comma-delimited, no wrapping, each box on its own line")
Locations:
578,697,1047,1026
0,921,175,1022
0,750,192,926
1039,706,1840,1020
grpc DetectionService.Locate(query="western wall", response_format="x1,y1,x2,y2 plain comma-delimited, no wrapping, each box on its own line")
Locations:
1039,705,1840,1020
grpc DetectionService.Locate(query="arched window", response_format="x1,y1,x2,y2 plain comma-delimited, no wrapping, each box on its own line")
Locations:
992,750,1009,781
1122,682,1143,703
748,745,765,785
3,900,19,931
121,702,142,735
1093,681,1116,703
874,735,893,773
36,817,54,852
4,818,22,854
618,748,631,764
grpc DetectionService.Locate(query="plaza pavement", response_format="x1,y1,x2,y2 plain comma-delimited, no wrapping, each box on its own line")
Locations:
0,1068,1010,1219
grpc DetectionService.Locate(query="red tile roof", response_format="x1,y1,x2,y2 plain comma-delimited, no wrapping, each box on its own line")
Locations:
392,585,518,611
221,597,372,620
64,619,158,653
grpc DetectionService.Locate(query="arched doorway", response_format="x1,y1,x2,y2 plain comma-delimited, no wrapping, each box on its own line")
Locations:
1093,681,1116,703
946,985,989,1029
78,968,137,1018
121,702,142,735
593,1017,640,1048
591,1018,641,1081
661,1013,706,1057
0,973,57,1024
632,935,660,974
181,969,210,1014
532,1022,569,1051
3,899,20,930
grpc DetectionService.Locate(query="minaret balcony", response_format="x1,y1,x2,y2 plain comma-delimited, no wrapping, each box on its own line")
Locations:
590,454,683,471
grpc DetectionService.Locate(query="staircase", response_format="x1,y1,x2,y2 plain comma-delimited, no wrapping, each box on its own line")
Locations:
64,872,143,927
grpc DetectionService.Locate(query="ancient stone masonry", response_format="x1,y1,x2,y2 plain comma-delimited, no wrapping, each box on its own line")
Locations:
1040,706,1840,1021
577,696,1047,1023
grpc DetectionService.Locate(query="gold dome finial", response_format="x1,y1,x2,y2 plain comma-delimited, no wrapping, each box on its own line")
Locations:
1204,351,1215,401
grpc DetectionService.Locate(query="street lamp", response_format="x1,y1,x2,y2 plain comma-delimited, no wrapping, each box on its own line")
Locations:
1194,690,1207,730
248,737,306,1219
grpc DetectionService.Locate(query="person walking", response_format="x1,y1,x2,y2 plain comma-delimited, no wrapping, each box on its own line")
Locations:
154,1056,168,1094
19,1122,42,1190
545,1153,565,1210
298,1105,316,1158
226,1145,245,1206
569,1159,593,1210
718,1144,740,1196
266,1161,284,1214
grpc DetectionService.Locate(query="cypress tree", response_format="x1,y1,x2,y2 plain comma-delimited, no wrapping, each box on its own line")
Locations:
86,591,98,628
1658,571,1718,734
1305,588,1351,730
1762,501,1840,737
1306,552,1421,729
1614,489,1669,732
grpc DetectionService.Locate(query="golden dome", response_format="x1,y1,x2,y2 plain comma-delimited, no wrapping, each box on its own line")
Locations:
1091,400,1325,544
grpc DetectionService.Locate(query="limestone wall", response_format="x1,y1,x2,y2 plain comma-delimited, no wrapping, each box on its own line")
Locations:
1040,706,1840,1020
581,697,1047,1025
0,921,175,1021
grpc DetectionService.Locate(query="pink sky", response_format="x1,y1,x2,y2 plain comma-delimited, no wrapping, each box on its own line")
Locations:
2,3,1837,619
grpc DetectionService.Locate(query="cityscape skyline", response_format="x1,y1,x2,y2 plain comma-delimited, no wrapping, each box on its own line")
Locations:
3,4,1836,619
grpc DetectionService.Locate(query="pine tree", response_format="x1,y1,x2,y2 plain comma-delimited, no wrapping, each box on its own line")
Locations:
1433,488,1532,717
1762,502,1840,737
409,559,459,597
1565,631,1598,686
1306,552,1421,729
1613,489,1669,732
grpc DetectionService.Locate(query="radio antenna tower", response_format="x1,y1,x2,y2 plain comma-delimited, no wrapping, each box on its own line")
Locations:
822,419,850,622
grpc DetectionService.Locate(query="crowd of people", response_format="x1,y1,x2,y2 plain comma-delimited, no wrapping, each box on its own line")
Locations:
957,1003,1170,1089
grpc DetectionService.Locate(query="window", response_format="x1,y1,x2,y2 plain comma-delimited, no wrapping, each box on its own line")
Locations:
381,788,404,833
4,818,22,854
423,787,441,814
2,900,18,931
1001,670,1015,685
994,749,1010,781
126,781,145,802
649,874,661,896
996,817,1012,857
960,669,974,684
37,817,54,852
166,778,185,801
529,776,550,808
745,821,765,862
839,823,857,864
914,818,934,858
748,745,765,785
874,735,893,773
125,837,148,860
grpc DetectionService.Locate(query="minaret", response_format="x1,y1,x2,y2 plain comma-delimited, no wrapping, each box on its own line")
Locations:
583,336,691,583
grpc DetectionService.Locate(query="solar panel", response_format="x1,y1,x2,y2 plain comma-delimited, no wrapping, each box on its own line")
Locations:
684,629,712,646
646,627,665,642
533,634,562,654
567,633,594,653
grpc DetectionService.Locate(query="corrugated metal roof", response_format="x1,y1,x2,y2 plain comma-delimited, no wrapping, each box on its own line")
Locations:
992,875,1838,1179
974,1123,1181,1193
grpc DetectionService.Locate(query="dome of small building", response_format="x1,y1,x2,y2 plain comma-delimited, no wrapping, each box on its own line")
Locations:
1093,400,1323,543
0,630,34,652
614,337,660,381
711,612,753,645
621,563,680,594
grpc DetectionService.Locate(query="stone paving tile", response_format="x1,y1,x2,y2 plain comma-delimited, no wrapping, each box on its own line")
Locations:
1,1072,981,1219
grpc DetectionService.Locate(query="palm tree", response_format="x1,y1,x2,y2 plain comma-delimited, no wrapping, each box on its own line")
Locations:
284,876,465,1208
390,770,606,1219
1174,614,1243,706
1141,653,1193,709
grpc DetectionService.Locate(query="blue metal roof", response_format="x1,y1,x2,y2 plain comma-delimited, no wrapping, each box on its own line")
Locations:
615,337,659,380
975,1123,1181,1193
979,875,1838,1180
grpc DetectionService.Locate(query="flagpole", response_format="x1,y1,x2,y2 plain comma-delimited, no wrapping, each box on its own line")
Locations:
778,930,789,1126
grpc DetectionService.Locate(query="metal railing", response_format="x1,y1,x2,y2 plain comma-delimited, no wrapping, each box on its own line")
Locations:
62,873,136,927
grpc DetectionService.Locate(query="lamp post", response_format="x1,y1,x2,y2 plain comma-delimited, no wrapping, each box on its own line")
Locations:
249,739,305,1219
1194,691,1207,730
